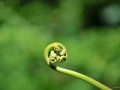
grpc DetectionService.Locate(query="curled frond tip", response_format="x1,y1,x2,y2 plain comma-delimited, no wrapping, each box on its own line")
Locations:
44,42,67,67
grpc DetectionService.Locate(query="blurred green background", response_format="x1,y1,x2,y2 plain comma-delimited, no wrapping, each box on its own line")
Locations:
0,0,120,90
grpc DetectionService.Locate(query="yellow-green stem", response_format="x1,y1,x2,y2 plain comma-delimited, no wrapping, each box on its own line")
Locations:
56,66,111,90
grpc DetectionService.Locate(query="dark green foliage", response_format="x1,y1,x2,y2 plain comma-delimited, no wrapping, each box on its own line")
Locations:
0,0,119,90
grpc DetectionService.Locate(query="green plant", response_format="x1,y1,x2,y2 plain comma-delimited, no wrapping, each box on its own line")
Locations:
44,42,112,90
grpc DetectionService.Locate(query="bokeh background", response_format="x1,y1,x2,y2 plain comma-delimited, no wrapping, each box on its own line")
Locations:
0,0,120,90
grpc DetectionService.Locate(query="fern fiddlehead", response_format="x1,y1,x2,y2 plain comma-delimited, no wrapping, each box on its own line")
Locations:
44,42,112,90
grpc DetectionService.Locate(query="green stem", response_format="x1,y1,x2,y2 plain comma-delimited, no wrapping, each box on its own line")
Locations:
44,42,112,90
56,66,111,90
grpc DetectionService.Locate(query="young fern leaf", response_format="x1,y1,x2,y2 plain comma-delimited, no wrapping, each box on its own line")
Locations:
44,42,112,90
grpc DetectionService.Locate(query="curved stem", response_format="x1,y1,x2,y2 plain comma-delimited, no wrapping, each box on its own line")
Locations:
56,66,111,90
44,42,112,90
